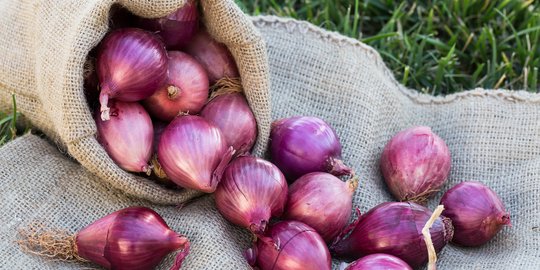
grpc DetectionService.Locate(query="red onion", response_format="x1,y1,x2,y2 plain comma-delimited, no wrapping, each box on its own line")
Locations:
440,181,511,246
97,28,168,121
139,0,198,49
18,207,190,270
95,101,153,174
200,91,257,155
214,156,287,234
270,116,353,181
183,29,239,84
380,126,451,203
342,254,412,270
143,51,209,121
331,202,453,268
245,220,331,270
284,172,358,243
158,115,234,192
150,121,173,185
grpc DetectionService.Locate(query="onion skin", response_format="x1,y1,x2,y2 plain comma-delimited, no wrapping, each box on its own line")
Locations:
182,29,239,84
344,254,412,270
139,0,198,49
284,172,358,243
214,156,288,234
380,126,451,203
247,221,331,270
143,51,209,121
76,207,190,270
97,28,168,120
95,101,153,174
270,116,352,181
158,115,234,192
200,92,257,155
440,181,511,247
332,202,453,268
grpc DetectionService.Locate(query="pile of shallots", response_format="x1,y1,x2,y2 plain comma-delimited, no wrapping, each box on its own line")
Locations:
19,2,510,270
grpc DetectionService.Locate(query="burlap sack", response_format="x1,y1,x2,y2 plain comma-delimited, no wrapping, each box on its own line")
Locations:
0,0,271,205
1,14,539,270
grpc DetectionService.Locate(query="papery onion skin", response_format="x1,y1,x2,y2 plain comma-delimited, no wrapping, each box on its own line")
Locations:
200,92,257,155
97,28,168,120
270,116,352,181
380,126,451,203
76,207,190,270
182,29,239,84
214,156,287,234
284,172,357,243
248,221,331,270
344,254,412,270
332,202,453,268
143,51,209,121
440,181,511,247
158,115,234,192
95,101,153,174
139,0,198,49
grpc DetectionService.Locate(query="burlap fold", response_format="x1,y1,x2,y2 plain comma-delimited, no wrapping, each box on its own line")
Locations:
0,0,271,205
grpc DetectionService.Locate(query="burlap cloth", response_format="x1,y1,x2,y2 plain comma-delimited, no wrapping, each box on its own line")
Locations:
0,8,539,270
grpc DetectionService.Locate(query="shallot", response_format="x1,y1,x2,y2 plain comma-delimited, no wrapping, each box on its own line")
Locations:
380,126,451,203
214,156,287,234
97,28,168,120
18,207,190,270
270,116,352,181
284,172,358,243
342,254,412,270
440,181,511,246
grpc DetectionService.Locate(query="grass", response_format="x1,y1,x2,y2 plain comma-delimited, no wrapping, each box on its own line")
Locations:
236,0,540,95
0,94,23,146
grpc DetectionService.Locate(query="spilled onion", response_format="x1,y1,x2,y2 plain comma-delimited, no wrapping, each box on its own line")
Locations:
380,126,451,203
284,172,358,243
270,116,352,181
341,254,412,270
97,28,168,120
158,115,234,192
95,101,153,175
214,156,287,234
245,220,331,270
331,202,453,268
440,181,511,246
18,207,190,270
200,89,257,155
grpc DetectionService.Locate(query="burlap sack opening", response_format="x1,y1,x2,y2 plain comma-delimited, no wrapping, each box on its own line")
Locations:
0,0,271,205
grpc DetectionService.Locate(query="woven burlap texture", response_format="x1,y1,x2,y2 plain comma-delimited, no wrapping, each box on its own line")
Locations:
1,14,539,269
0,0,271,205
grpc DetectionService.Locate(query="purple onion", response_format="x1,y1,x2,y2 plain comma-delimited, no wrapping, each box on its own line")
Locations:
200,92,257,155
76,207,189,270
343,254,412,270
139,0,198,49
270,116,352,181
440,181,511,246
97,28,168,121
95,101,153,174
183,29,239,84
18,207,190,270
380,126,451,203
214,156,288,234
284,172,358,243
246,221,331,270
143,51,209,121
158,115,234,192
331,202,453,268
